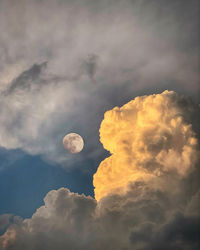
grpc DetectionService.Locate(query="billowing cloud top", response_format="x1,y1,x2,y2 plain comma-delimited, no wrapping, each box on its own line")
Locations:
0,91,199,250
94,91,198,200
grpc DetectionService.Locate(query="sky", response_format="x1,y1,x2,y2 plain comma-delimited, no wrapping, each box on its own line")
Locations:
0,0,199,249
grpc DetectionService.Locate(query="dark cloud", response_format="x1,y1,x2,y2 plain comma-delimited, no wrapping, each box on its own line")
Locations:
5,62,47,95
1,174,200,250
130,213,200,250
82,54,99,81
0,215,11,233
0,214,22,236
162,213,200,245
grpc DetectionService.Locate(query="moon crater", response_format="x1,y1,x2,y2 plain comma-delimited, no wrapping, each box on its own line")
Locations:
63,133,84,154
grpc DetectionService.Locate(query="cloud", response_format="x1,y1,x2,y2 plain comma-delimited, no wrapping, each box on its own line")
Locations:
130,212,200,250
0,60,105,167
0,214,22,235
0,215,11,232
81,54,99,81
0,91,199,250
4,62,47,95
94,91,199,200
0,0,199,167
0,184,199,250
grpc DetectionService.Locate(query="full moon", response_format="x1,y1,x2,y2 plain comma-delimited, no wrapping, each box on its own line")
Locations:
63,133,84,154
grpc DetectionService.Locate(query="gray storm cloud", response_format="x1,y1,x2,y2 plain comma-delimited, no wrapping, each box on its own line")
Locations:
0,0,199,167
0,179,199,249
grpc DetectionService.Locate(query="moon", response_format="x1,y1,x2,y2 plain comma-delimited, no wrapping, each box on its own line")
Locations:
63,133,84,154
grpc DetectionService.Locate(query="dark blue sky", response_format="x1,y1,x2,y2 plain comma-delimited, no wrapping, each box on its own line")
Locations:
0,148,99,218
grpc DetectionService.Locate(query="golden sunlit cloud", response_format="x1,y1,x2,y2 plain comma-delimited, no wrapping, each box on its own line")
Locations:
93,90,198,201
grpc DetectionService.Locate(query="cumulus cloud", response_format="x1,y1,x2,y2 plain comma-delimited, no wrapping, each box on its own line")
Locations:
0,215,11,232
0,184,199,250
0,91,199,250
0,0,199,167
94,91,199,200
0,214,22,236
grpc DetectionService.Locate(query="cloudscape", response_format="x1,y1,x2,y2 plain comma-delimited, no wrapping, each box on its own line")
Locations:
0,0,199,249
1,91,200,250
